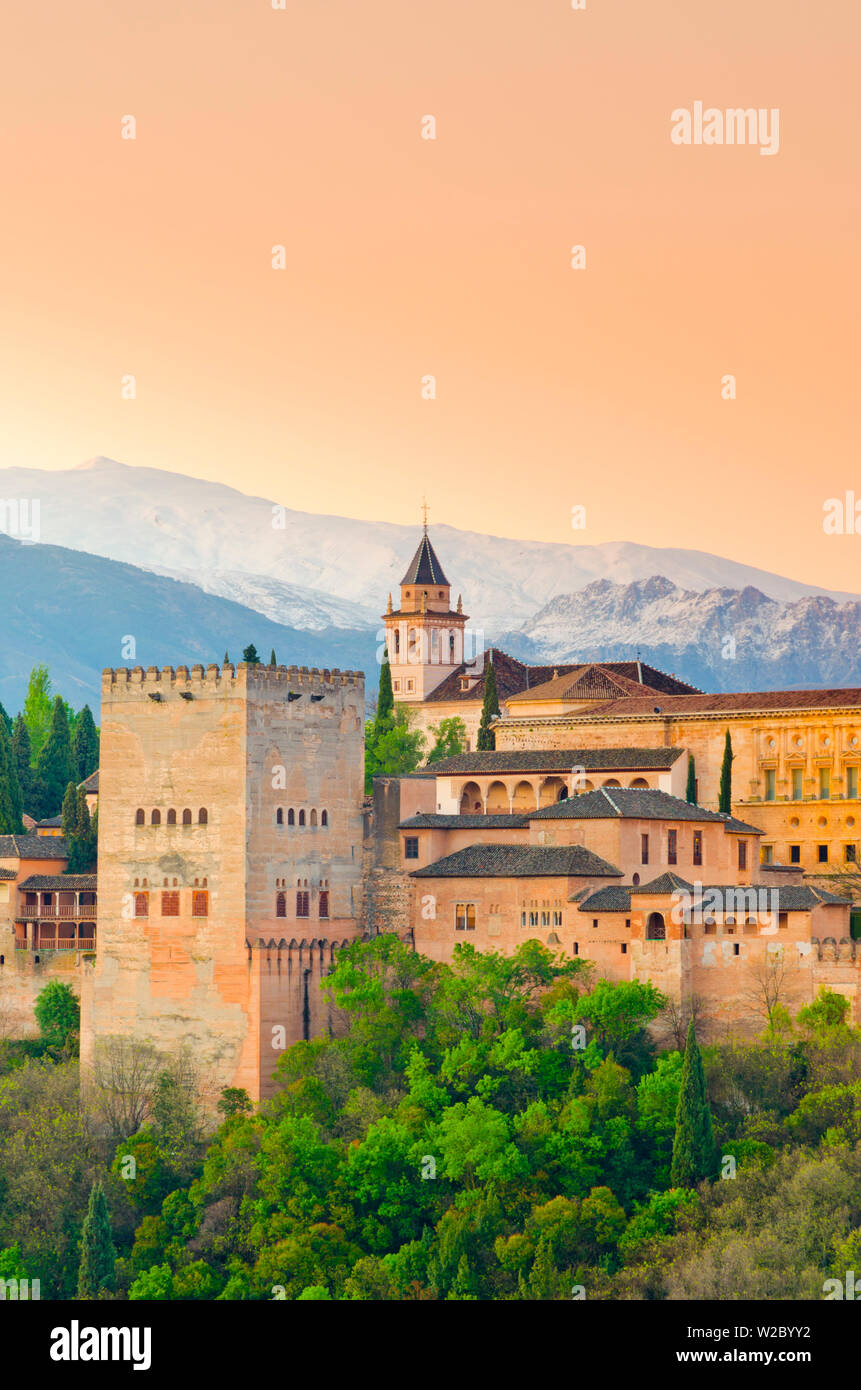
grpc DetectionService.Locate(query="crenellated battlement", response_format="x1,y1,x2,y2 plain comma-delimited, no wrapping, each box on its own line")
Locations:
101,662,365,698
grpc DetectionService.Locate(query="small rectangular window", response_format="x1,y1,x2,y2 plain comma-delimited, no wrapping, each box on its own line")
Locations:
738,840,747,870
319,891,329,919
818,844,829,864
592,918,598,928
529,911,539,927
764,769,776,801
297,891,310,917
541,911,550,926
792,768,804,800
761,844,774,865
134,892,148,918
455,903,476,931
625,918,631,929
778,912,788,929
667,830,677,865
404,836,419,860
847,767,859,799
790,844,801,864
520,911,527,927
192,891,208,917
693,831,703,866
620,942,627,955
161,891,179,917
552,910,562,927
572,942,579,956
846,844,857,864
641,833,649,865
819,767,831,800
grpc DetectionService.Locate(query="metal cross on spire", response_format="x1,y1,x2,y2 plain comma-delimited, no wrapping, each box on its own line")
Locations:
422,498,429,533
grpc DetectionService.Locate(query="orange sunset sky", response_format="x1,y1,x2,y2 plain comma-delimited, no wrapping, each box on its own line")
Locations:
1,0,859,589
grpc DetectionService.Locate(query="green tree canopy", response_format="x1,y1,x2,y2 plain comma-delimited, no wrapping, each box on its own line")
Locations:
477,658,500,751
72,705,99,782
22,663,53,762
77,1183,117,1299
33,696,74,820
426,716,467,764
670,1021,717,1187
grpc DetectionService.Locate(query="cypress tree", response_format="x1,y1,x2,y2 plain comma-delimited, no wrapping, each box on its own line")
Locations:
0,717,22,834
685,754,697,804
223,651,230,664
270,649,277,666
376,652,394,726
671,1021,717,1187
61,781,78,839
33,696,74,820
72,705,99,781
477,657,499,751
242,644,261,665
0,701,11,736
11,714,32,811
718,729,733,814
67,787,95,872
77,1182,117,1299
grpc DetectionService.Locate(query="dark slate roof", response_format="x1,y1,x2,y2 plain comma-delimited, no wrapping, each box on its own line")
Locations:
78,769,99,792
35,816,63,829
720,815,764,835
18,874,97,891
421,747,685,775
401,532,449,586
577,886,633,912
576,882,852,914
528,788,755,825
0,868,17,880
400,813,529,829
0,835,69,860
631,872,695,894
409,843,623,879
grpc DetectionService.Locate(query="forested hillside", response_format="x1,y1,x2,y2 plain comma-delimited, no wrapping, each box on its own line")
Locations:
2,938,861,1301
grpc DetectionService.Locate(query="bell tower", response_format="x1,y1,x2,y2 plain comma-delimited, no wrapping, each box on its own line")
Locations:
383,508,468,703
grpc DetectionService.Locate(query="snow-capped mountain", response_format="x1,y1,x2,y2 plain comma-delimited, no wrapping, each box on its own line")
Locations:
1,458,857,639
497,576,861,691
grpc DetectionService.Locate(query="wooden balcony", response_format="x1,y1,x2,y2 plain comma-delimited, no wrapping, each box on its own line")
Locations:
15,938,96,952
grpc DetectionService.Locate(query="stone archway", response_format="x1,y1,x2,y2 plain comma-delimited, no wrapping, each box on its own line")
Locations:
460,781,483,815
486,780,509,813
539,776,568,806
512,779,538,813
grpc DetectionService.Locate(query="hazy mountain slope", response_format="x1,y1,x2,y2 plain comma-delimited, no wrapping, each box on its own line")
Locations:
0,534,376,711
1,458,856,638
496,577,861,692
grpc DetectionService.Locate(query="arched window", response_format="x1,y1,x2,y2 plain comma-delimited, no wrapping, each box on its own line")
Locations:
198,808,208,824
276,892,286,918
135,808,145,826
167,809,176,825
288,808,295,826
151,809,161,826
646,912,666,941
182,809,192,826
296,890,309,918
393,629,400,655
299,810,306,827
319,891,329,919
321,810,328,827
310,809,318,827
276,808,284,826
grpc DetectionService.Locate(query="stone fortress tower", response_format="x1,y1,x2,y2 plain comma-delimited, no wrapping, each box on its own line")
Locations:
80,659,365,1102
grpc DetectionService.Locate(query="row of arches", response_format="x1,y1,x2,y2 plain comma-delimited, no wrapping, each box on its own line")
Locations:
459,776,651,814
135,808,208,826
275,808,328,827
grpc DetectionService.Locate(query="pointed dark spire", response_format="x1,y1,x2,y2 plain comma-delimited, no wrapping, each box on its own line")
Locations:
401,531,449,586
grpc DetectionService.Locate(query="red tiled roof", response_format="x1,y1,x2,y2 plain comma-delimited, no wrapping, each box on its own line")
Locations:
556,688,861,719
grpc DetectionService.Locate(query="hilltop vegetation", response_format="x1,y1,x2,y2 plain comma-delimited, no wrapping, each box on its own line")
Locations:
2,943,861,1300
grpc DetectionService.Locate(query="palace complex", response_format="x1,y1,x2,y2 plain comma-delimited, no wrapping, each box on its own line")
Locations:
1,524,860,1097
